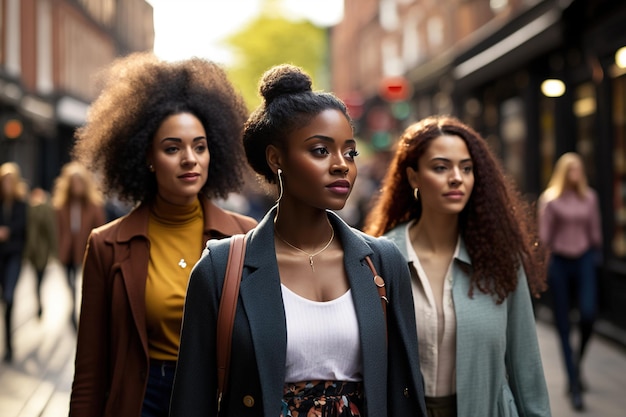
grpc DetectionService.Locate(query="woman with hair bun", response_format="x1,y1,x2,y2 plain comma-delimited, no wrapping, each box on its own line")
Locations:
68,53,257,417
171,64,427,417
364,115,550,417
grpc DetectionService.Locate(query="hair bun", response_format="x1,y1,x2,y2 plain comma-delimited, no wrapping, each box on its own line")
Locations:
259,64,312,104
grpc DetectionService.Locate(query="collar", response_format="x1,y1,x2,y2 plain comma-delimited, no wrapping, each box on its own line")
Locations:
386,221,472,266
113,195,246,243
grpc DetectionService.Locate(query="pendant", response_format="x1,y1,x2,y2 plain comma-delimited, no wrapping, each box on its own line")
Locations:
178,258,187,269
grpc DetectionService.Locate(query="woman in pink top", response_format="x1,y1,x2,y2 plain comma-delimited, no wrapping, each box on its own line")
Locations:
538,152,602,412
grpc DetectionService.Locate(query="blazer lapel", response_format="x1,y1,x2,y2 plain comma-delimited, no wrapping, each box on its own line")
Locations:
330,213,387,413
238,210,287,416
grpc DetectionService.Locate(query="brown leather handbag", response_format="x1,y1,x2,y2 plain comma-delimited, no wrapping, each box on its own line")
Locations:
215,232,387,411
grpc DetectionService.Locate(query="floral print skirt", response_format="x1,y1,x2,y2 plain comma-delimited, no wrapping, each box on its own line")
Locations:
281,380,363,417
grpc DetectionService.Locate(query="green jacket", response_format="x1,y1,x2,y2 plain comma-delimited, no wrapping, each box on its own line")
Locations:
385,223,551,417
24,201,57,271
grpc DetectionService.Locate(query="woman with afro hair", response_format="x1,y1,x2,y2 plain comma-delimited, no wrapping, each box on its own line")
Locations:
68,53,257,417
364,115,551,417
171,64,427,417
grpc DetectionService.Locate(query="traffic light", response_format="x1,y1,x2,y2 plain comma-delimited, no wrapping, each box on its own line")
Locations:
3,118,23,140
379,76,412,102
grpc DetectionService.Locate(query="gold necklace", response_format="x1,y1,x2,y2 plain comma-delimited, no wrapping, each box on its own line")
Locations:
274,226,335,272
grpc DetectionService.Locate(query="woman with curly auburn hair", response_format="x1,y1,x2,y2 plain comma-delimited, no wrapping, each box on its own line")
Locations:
0,162,28,362
68,53,257,417
538,152,602,412
363,115,550,417
52,161,106,330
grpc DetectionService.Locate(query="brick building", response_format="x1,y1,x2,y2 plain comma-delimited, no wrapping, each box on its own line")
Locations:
0,0,154,189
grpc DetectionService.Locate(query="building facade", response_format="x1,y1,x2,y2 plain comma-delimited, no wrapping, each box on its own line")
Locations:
331,0,626,341
0,0,154,190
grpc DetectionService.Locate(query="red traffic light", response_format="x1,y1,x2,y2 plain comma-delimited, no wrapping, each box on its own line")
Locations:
3,119,23,139
379,76,412,102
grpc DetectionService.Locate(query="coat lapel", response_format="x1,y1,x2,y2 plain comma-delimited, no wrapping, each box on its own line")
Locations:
110,204,151,356
237,211,287,416
331,213,387,413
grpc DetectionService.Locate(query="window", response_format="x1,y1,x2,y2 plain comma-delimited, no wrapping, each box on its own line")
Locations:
500,97,526,189
612,74,626,258
574,82,597,184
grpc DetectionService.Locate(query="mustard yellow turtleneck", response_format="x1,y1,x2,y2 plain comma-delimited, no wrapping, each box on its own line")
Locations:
146,195,204,360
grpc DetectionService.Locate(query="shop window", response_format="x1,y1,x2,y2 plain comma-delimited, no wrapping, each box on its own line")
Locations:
573,82,597,185
612,75,626,258
500,97,526,190
539,96,556,189
5,0,21,76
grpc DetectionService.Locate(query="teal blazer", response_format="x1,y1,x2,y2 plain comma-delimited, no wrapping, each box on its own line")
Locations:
385,223,551,417
171,208,428,417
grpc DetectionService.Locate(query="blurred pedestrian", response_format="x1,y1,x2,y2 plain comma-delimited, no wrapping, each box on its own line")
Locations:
68,53,257,417
23,187,57,319
104,195,133,223
538,152,602,411
0,162,28,362
364,115,551,417
52,162,106,330
171,64,427,417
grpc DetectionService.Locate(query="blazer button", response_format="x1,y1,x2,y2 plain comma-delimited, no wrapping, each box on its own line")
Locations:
243,395,255,408
403,387,410,398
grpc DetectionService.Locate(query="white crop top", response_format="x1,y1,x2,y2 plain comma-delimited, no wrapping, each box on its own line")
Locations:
281,284,363,383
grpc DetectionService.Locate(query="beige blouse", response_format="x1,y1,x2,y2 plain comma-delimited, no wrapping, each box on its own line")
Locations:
404,222,458,397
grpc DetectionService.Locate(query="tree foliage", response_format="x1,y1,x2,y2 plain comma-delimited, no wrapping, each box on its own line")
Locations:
223,14,328,110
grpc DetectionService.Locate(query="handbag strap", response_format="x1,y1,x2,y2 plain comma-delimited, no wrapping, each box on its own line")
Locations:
216,232,248,412
365,256,388,338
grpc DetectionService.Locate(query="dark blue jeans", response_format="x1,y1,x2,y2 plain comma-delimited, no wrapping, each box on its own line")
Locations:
142,360,176,417
0,252,22,305
548,250,597,386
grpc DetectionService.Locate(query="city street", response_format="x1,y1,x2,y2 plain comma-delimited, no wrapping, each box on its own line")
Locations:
1,261,625,416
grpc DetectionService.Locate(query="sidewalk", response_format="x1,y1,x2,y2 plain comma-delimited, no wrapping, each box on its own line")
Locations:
535,306,626,416
1,263,625,416
0,261,75,417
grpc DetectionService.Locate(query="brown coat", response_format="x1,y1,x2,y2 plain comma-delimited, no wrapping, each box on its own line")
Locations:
69,196,257,417
56,201,106,266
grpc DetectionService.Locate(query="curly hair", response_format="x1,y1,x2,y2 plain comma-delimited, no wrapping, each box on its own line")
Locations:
73,52,249,203
243,64,352,184
51,162,103,209
364,115,547,302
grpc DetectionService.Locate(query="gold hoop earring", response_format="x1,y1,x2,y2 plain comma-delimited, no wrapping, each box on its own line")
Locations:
413,187,419,201
276,169,284,203
148,164,154,172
